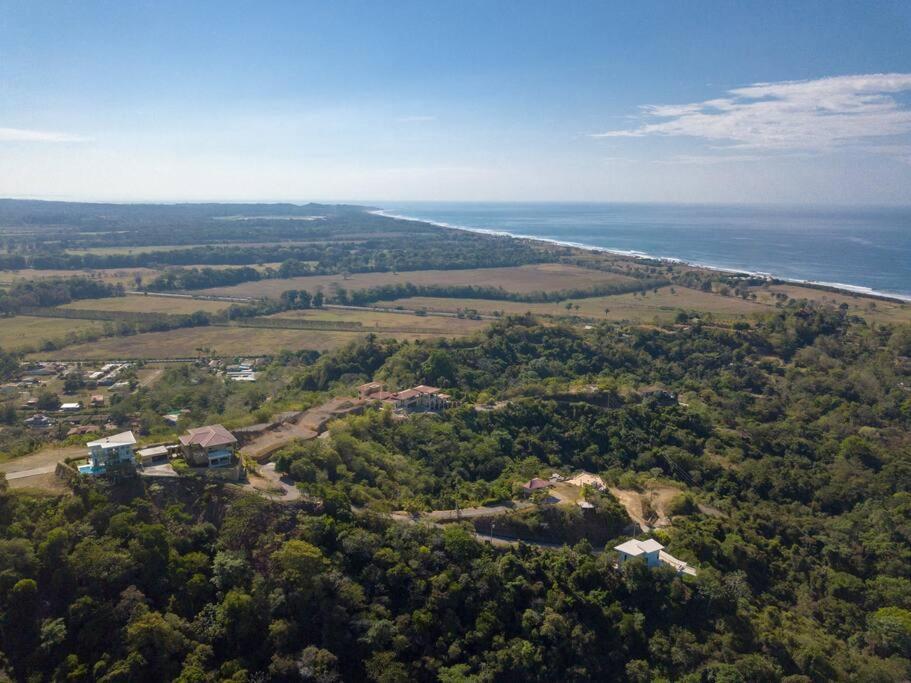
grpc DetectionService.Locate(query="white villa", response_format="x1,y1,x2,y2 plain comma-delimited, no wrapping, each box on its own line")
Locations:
79,431,137,476
614,537,697,576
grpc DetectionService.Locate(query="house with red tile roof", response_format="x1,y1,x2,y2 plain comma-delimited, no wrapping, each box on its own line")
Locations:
179,424,237,468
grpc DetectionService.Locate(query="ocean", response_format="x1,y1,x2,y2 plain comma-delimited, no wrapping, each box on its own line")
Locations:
378,202,911,300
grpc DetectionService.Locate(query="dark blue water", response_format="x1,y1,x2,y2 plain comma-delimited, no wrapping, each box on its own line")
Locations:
379,202,911,299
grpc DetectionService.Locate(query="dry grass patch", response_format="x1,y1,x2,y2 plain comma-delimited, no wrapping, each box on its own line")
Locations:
26,326,367,359
197,263,637,300
268,308,488,334
387,285,770,322
26,324,461,360
0,316,107,351
752,284,911,324
0,267,162,287
59,295,231,315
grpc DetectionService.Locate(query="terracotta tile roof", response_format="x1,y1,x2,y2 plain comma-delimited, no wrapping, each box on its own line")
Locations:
179,424,237,448
522,477,550,490
392,389,422,400
413,385,441,394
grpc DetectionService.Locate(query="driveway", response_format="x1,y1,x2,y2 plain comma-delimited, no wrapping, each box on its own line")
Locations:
243,462,302,502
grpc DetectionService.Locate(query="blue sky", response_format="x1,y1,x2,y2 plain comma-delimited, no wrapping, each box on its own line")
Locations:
1,1,910,204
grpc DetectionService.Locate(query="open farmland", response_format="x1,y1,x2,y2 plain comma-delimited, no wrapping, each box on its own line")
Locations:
0,262,280,287
26,311,485,360
64,241,347,255
0,267,162,287
268,307,489,334
386,285,772,322
196,263,638,299
0,316,107,351
26,326,368,359
58,294,232,315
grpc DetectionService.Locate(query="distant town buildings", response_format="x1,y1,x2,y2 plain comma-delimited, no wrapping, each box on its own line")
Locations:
24,414,54,429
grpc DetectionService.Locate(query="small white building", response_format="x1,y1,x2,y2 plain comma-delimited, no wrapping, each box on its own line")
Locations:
79,431,137,476
614,537,697,576
60,402,82,411
615,538,665,568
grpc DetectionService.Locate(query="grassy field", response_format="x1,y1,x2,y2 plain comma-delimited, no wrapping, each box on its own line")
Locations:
268,308,489,334
751,284,911,324
197,263,638,299
0,262,281,287
58,295,231,314
26,326,369,359
387,285,772,322
63,237,396,255
26,313,483,360
0,316,108,351
0,267,162,287
269,309,490,336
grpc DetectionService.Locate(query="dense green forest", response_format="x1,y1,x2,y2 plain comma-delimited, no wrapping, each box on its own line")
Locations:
0,306,909,681
0,278,124,316
0,200,547,276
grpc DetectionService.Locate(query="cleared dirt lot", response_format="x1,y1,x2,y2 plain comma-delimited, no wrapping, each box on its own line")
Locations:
0,444,84,492
610,484,683,530
197,264,637,299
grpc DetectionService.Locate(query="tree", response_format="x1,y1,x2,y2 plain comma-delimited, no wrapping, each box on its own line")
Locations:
421,349,456,386
125,611,189,681
36,390,61,411
272,540,327,589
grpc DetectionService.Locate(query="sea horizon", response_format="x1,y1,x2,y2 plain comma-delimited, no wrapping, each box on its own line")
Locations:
377,201,911,301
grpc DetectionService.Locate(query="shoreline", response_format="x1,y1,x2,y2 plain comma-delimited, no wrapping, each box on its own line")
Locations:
372,209,911,304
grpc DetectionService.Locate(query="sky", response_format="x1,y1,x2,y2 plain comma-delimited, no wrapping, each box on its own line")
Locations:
1,1,910,205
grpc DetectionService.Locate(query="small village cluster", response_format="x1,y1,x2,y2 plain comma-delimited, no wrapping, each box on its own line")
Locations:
6,360,134,431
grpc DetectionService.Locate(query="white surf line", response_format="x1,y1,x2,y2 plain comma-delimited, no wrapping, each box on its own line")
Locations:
372,209,911,303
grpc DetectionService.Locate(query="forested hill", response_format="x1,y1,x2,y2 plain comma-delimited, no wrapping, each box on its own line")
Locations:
0,308,909,681
0,199,551,271
0,199,372,226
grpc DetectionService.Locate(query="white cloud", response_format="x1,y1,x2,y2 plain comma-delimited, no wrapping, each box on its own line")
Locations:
0,127,90,143
653,154,774,165
593,73,911,153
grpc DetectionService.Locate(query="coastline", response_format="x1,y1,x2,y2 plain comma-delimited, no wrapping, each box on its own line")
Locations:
372,209,911,304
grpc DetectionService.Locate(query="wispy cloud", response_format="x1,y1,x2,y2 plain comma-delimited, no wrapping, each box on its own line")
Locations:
653,153,774,165
0,127,91,143
396,115,436,123
593,73,911,154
